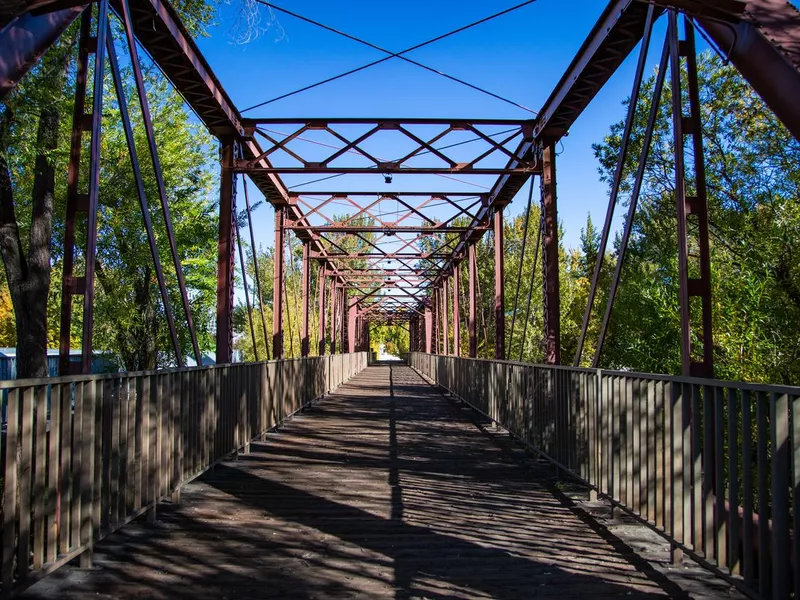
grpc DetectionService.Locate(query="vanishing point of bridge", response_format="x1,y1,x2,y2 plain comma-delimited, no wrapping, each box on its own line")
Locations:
2,0,800,599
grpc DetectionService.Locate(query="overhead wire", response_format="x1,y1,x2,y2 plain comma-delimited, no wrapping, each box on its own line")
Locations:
242,0,540,112
252,1,538,114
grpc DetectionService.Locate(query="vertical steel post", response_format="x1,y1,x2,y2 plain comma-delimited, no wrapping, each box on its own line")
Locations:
272,206,285,359
433,288,440,354
442,278,449,356
452,266,461,356
468,243,478,358
669,12,714,377
493,208,506,360
542,143,561,365
58,3,110,374
59,10,91,375
216,140,235,364
330,281,337,354
318,265,327,355
300,243,311,357
348,296,357,353
340,287,347,353
424,305,433,353
79,0,110,374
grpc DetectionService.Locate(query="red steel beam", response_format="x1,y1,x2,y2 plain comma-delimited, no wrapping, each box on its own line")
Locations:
272,206,285,359
493,208,505,360
541,144,561,365
697,0,800,141
0,5,85,100
452,267,460,357
216,141,235,364
301,242,311,357
468,243,477,358
318,265,327,355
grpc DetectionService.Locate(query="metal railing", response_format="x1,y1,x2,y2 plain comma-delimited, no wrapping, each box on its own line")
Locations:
0,352,366,596
410,352,800,600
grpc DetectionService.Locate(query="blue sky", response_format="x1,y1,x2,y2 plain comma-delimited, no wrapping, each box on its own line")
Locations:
193,0,684,250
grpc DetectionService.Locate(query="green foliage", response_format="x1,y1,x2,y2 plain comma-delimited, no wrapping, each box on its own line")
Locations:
1,8,220,372
589,52,800,383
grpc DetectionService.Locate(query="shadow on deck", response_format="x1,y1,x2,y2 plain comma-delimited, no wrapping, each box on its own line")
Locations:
20,365,717,599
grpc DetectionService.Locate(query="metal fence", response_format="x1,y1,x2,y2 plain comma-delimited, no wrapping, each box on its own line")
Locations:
0,352,366,596
410,352,800,600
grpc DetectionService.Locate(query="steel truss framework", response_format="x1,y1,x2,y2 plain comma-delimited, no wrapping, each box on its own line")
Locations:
1,0,799,373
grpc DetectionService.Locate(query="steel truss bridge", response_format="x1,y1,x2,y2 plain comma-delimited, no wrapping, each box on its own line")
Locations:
2,1,800,599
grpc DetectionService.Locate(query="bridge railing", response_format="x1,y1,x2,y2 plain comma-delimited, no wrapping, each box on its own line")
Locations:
410,352,800,600
0,352,366,595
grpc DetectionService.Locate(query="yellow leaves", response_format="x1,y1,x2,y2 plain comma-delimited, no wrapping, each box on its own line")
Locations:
0,286,15,346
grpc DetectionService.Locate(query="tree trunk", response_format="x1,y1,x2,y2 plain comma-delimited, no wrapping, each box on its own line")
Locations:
0,105,56,379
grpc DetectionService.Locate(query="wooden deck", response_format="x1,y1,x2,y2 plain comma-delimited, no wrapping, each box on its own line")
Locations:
20,364,726,599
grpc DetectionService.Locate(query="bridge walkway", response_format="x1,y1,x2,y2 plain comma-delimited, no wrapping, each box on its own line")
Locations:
21,364,721,599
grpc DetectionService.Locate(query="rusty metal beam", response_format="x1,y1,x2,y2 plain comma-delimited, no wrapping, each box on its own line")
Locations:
533,0,659,144
697,0,800,142
216,140,235,364
301,242,311,357
493,208,505,360
318,265,326,355
0,5,85,100
272,206,285,359
468,243,477,358
58,9,90,376
541,143,560,365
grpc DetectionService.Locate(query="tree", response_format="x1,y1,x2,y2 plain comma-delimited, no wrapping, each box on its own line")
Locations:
0,31,75,377
592,52,800,383
1,0,221,375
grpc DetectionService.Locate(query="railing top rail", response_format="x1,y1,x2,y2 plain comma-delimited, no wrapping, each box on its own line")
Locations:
0,352,364,390
410,352,800,396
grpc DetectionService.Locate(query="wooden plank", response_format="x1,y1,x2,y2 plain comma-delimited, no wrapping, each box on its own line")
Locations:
70,383,83,550
79,381,94,566
702,385,715,558
157,374,166,501
147,374,157,515
118,378,129,522
111,378,121,527
2,389,21,589
47,384,61,565
793,393,800,599
755,391,769,597
727,388,740,575
741,390,754,585
714,387,726,568
100,380,112,534
18,386,35,581
33,386,47,570
57,383,71,556
668,382,683,558
770,392,790,599
691,384,702,553
135,377,146,512
92,381,102,544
